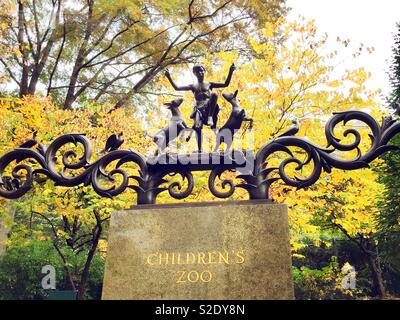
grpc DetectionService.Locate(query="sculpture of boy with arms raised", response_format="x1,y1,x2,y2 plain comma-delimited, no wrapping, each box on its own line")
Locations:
164,63,236,152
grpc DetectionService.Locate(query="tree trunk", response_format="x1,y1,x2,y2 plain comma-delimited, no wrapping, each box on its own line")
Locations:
0,205,15,256
52,241,76,291
17,1,29,97
76,234,101,300
76,212,102,300
63,72,78,109
366,253,387,299
63,44,87,109
28,38,56,94
63,0,93,109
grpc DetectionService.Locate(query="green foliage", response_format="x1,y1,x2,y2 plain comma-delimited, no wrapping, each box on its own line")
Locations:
375,22,400,292
376,138,400,275
293,257,362,300
388,23,400,106
0,239,104,300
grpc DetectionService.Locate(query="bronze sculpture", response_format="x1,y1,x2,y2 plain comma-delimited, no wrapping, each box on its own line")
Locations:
146,98,188,155
1,62,400,205
213,90,253,152
103,133,124,153
165,63,236,152
1,110,399,204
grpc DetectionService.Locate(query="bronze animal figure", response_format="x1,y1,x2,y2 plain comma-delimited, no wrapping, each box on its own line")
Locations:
213,90,253,152
103,132,124,153
165,64,236,152
147,98,188,155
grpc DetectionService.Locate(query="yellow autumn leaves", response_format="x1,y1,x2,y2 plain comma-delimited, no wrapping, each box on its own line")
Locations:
0,17,388,255
173,17,386,251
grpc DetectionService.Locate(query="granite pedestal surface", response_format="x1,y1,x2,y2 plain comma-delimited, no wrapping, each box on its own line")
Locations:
102,200,294,300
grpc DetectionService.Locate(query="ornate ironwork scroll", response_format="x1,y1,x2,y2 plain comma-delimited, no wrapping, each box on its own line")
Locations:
1,111,399,205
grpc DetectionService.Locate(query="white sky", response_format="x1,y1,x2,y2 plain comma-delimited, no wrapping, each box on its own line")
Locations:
287,0,400,103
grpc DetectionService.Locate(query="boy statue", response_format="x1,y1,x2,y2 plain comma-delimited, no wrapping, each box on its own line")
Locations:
164,63,236,151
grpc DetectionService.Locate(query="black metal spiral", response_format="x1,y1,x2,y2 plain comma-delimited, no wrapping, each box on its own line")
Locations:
1,111,399,204
251,111,400,196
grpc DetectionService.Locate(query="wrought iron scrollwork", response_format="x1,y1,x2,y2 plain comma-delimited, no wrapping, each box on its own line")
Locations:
1,110,400,205
208,168,236,198
165,171,195,200
250,111,400,199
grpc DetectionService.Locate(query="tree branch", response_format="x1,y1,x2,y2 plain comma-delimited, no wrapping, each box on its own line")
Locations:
32,210,76,291
188,0,233,24
80,19,140,70
0,59,21,85
82,24,178,69
47,17,66,96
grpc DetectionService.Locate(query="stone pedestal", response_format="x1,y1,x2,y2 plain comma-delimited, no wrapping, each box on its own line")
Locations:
102,200,294,300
